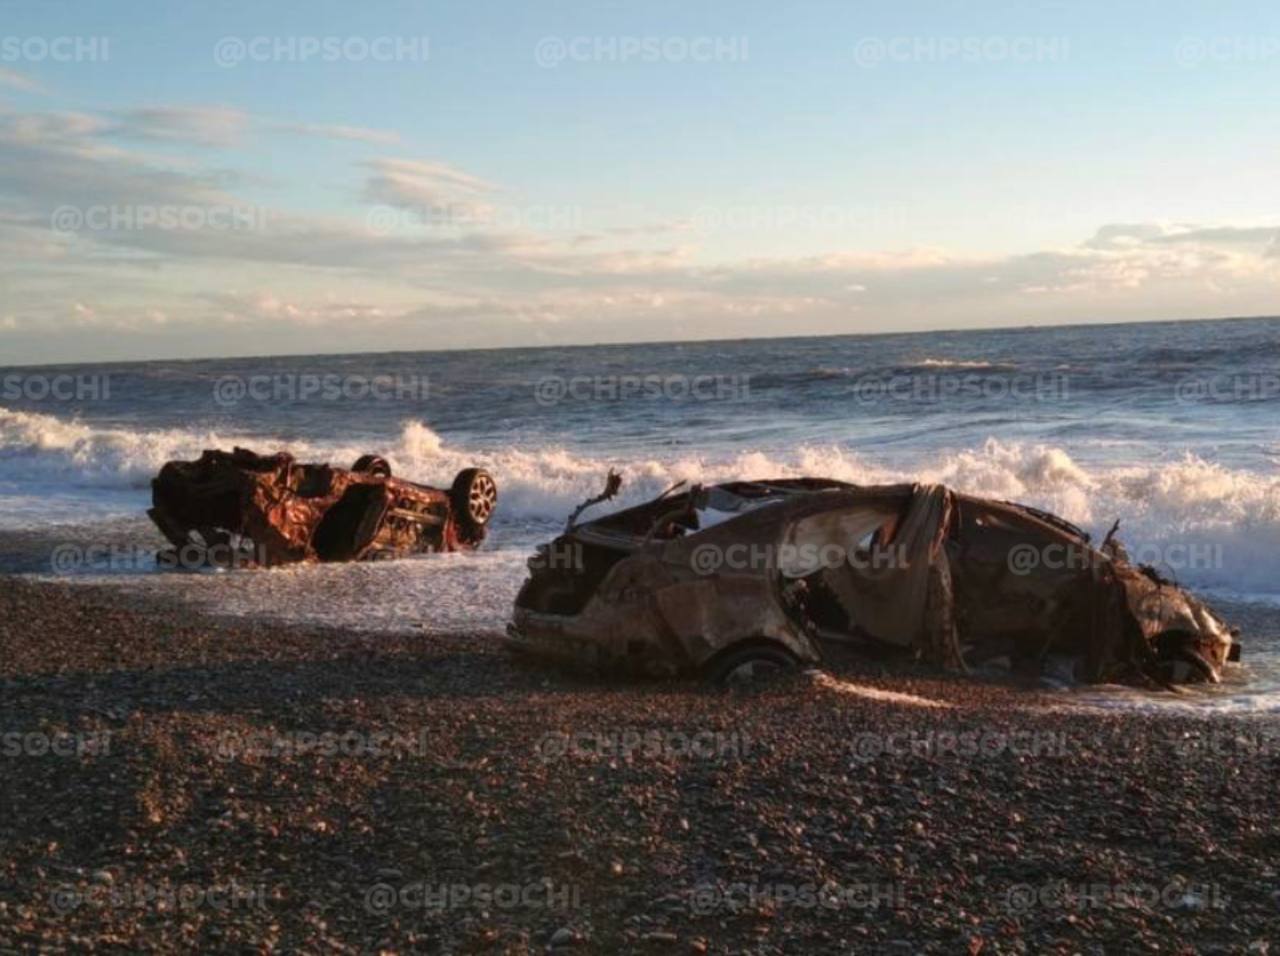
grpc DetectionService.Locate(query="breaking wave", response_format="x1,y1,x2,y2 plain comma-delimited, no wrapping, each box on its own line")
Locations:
782,359,1017,382
0,407,243,489
3,405,1280,595
910,358,1018,371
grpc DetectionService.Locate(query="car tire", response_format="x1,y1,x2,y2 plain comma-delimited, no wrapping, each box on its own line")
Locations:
352,455,392,478
451,468,498,531
1153,630,1220,684
1157,647,1218,684
706,643,800,685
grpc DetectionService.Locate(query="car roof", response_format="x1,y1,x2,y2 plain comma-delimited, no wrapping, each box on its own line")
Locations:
579,479,1092,548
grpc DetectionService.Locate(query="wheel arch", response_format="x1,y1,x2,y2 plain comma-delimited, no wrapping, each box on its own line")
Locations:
698,636,811,682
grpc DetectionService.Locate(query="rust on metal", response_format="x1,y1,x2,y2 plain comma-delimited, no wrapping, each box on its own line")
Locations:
148,447,496,567
509,474,1240,686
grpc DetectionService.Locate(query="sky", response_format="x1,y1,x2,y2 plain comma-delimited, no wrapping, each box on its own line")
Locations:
1,0,1279,364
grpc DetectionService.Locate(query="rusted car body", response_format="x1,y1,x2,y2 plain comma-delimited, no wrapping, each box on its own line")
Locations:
149,447,496,567
508,477,1239,685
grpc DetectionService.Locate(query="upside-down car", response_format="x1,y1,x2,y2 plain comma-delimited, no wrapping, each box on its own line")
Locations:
507,474,1239,685
149,447,496,567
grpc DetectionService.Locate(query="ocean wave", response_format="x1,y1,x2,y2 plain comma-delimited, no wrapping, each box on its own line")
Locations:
909,358,1018,371
0,407,242,489
3,406,1279,594
787,359,1018,379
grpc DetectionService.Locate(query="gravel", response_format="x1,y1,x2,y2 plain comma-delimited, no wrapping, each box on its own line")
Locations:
1,576,1277,954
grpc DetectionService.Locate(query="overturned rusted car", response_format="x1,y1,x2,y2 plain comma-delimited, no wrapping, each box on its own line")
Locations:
149,447,496,567
507,475,1240,686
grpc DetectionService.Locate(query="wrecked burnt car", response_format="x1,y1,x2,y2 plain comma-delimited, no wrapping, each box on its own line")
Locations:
507,475,1240,686
149,447,496,567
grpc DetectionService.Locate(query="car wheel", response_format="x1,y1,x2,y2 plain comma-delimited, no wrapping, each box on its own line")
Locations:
1153,631,1219,684
352,455,392,478
706,643,799,685
451,468,498,530
1157,648,1218,684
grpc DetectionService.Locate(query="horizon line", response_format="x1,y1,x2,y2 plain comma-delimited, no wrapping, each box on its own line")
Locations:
2,311,1277,372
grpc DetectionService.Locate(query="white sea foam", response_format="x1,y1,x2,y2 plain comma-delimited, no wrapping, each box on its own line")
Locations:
4,406,1280,594
6,404,1278,714
911,358,1017,371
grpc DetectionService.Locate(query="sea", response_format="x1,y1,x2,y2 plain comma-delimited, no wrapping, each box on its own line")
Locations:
2,316,1278,714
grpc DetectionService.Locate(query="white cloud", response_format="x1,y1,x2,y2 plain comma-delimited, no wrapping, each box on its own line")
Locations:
103,106,401,148
267,121,400,145
1086,221,1280,250
0,67,44,94
3,97,1279,360
3,111,112,145
361,157,499,224
202,290,395,326
109,106,249,147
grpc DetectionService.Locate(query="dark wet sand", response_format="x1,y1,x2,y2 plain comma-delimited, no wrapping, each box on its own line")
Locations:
1,576,1277,954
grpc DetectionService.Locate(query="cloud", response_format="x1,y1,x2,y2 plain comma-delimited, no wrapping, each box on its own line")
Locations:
200,290,397,326
103,106,401,148
0,110,236,217
2,110,112,145
1086,221,1280,251
1149,225,1280,247
1083,222,1170,250
684,225,1277,303
266,121,400,145
3,96,1279,360
0,67,45,94
361,157,499,224
109,106,249,147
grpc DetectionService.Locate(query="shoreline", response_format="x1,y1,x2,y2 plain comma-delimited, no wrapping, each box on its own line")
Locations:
2,574,1278,952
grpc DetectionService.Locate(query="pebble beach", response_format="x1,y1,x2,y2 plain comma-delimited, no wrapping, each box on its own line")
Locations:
2,576,1277,954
